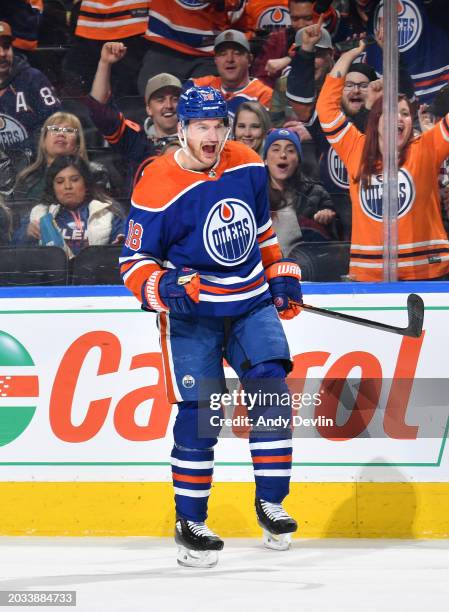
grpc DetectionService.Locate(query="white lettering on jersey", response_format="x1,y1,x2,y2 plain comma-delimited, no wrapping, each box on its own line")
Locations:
16,92,27,113
203,199,256,266
40,87,57,106
375,1,422,53
359,168,415,221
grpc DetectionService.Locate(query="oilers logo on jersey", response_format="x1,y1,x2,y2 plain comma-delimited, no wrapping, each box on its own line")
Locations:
375,1,422,52
203,199,256,266
0,114,28,150
359,169,415,221
257,7,290,30
175,0,210,8
327,148,349,190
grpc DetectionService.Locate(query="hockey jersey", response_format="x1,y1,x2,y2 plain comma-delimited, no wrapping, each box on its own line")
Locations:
0,55,61,157
120,140,283,317
235,0,290,34
76,0,150,41
286,47,415,200
316,75,449,281
365,0,449,103
144,1,246,57
191,75,273,115
0,0,43,51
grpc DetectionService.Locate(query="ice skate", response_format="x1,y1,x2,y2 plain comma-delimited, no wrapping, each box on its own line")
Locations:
175,518,224,568
255,498,297,551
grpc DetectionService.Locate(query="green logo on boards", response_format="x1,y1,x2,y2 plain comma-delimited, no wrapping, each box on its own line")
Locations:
0,331,38,446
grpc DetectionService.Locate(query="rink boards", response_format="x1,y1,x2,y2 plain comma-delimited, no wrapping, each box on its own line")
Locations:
0,282,449,537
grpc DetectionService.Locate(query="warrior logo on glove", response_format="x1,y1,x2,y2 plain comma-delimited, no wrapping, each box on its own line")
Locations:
266,259,303,320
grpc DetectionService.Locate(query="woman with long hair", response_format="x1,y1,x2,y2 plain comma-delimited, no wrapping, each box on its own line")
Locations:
14,111,109,201
316,39,449,281
264,128,337,255
232,101,271,156
16,155,124,257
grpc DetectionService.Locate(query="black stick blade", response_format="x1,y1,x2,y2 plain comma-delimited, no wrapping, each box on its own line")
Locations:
406,293,424,338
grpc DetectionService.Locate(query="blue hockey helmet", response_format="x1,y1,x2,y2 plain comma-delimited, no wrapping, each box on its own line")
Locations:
177,86,229,124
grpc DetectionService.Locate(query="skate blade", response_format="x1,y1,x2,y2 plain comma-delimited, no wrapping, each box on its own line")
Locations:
176,545,219,568
262,529,292,551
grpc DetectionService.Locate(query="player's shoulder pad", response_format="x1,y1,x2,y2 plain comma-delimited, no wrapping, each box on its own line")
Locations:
131,152,201,212
223,140,265,171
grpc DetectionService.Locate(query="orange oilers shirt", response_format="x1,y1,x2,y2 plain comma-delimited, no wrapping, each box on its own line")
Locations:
75,0,150,40
316,75,449,281
144,1,235,57
192,75,273,113
235,0,290,34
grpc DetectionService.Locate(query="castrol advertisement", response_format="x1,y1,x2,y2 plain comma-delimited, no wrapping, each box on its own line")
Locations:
0,288,448,482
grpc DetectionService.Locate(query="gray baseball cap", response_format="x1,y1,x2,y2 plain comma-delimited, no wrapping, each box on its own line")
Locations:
214,29,250,53
295,26,333,50
145,73,182,103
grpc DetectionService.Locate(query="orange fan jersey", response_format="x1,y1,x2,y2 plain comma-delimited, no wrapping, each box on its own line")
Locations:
192,75,273,113
144,0,243,57
75,0,150,40
235,0,290,34
316,75,449,281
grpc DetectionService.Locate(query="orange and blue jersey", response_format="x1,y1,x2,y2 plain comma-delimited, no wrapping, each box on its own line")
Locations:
316,74,449,281
234,0,290,34
144,0,244,57
191,75,273,115
365,0,449,103
76,0,150,40
0,0,43,51
120,140,283,317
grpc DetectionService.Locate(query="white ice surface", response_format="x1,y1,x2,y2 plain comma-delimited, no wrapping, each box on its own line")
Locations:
0,538,449,612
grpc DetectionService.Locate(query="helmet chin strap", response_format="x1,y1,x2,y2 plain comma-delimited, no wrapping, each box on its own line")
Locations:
178,121,231,169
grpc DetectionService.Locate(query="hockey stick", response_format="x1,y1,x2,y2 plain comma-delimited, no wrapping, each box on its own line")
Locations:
301,293,424,338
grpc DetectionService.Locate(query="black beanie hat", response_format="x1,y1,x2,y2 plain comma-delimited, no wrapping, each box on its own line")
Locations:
347,62,378,82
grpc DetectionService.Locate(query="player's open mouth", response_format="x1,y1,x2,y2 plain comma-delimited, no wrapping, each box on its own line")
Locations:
202,145,217,155
277,163,289,170
162,111,175,117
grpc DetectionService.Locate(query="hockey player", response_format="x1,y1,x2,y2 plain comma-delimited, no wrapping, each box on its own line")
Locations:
120,85,302,567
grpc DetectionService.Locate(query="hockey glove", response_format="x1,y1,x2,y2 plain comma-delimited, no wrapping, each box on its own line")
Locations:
144,267,200,315
266,259,303,320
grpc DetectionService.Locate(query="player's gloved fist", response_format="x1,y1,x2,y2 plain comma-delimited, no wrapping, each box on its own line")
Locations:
144,267,200,314
265,259,303,320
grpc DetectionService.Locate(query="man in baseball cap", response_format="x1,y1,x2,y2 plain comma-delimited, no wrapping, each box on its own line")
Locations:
214,29,251,54
144,72,182,143
87,42,183,195
189,29,273,116
0,22,13,41
0,20,61,162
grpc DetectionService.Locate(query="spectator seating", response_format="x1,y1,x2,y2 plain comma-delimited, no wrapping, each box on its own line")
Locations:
71,245,122,285
0,246,68,286
87,147,126,198
329,193,352,242
0,242,351,286
288,241,350,282
28,46,68,93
